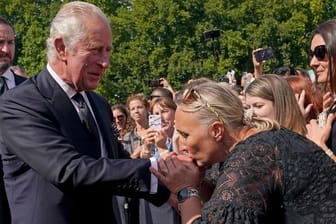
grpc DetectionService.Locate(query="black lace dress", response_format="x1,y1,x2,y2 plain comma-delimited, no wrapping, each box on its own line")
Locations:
194,128,336,224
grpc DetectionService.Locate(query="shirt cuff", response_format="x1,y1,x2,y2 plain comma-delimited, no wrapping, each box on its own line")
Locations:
149,157,158,194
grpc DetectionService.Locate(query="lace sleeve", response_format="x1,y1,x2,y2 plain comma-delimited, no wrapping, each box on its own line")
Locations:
192,135,283,224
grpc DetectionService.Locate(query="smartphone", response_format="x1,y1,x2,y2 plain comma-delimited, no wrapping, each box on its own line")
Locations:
148,114,161,131
148,80,163,87
254,47,275,62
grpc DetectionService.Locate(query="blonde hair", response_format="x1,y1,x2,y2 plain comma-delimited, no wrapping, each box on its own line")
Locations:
245,74,307,135
177,82,279,132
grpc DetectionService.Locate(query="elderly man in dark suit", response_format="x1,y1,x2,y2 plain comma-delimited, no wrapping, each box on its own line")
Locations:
0,2,171,224
0,17,26,224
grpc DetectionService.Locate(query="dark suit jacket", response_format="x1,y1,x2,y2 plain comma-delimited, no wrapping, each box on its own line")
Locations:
0,73,26,224
0,68,170,224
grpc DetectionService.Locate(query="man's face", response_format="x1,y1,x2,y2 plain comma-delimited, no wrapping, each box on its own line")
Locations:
0,23,15,74
62,17,112,91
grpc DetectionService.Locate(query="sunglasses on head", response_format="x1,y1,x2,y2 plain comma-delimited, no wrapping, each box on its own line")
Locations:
183,88,224,122
309,45,327,61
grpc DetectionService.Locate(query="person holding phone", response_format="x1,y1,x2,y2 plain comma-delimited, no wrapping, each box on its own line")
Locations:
121,93,180,224
252,48,268,78
150,97,177,156
123,93,157,159
145,97,180,224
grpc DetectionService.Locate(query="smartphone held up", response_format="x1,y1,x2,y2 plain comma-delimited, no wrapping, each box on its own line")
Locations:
148,114,162,131
148,79,163,88
254,47,275,62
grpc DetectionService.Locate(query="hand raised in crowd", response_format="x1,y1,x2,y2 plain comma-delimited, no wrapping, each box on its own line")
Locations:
252,48,266,78
142,129,158,146
159,77,175,97
322,91,334,111
150,154,204,194
138,128,158,158
295,90,313,120
130,129,158,159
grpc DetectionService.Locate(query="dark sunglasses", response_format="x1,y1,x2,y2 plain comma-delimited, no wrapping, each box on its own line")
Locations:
113,115,126,121
309,45,327,61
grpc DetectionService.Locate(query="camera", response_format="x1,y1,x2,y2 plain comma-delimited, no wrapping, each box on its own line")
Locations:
148,80,163,87
204,29,221,39
254,47,275,62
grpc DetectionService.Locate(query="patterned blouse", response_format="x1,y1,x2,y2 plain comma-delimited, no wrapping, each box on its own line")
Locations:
122,128,141,154
194,128,336,224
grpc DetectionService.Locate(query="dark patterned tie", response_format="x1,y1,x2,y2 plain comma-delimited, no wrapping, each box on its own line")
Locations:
73,93,99,140
0,76,8,95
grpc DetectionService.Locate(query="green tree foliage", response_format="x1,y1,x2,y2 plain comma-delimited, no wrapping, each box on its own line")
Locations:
0,0,63,75
1,0,336,104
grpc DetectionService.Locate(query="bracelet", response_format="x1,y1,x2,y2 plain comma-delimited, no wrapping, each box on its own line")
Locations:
326,149,334,157
324,148,336,163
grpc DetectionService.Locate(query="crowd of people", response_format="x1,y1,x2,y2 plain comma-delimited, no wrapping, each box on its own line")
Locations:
0,1,336,224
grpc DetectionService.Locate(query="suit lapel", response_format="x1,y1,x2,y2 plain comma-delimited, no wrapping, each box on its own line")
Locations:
31,68,101,158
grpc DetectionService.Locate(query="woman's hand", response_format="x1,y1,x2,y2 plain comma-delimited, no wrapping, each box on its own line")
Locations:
307,113,336,150
252,48,265,78
143,129,158,147
295,90,313,120
139,129,158,158
159,77,175,97
130,144,143,159
322,92,334,111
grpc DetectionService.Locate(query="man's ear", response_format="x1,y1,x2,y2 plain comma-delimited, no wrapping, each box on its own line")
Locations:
209,121,224,141
54,38,66,61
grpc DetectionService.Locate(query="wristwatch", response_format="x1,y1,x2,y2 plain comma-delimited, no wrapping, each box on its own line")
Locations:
177,188,200,204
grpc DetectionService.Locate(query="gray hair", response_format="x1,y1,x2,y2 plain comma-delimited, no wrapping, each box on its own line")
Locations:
46,1,110,62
